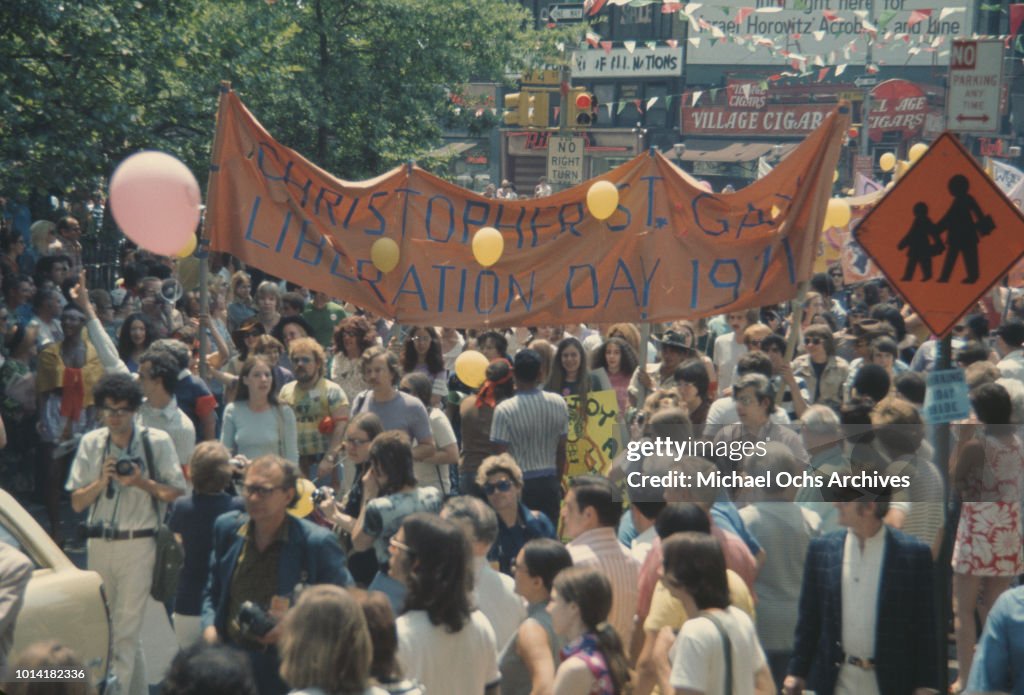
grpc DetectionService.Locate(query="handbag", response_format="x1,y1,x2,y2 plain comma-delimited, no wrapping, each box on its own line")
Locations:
977,214,995,236
141,430,185,602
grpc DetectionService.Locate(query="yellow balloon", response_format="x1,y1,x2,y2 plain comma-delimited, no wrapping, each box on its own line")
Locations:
824,198,852,229
472,227,504,267
586,180,619,220
908,142,928,163
370,238,400,273
454,350,489,388
894,160,910,181
175,235,197,259
879,152,896,172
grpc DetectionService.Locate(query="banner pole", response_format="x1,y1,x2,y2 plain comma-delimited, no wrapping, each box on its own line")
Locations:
777,282,809,406
198,81,232,382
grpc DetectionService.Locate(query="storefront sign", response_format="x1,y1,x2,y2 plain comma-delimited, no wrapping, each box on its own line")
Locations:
725,81,768,109
681,103,835,137
868,80,928,142
572,46,683,78
686,0,971,67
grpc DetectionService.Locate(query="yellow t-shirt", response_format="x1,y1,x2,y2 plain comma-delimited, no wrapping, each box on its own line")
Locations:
643,568,755,633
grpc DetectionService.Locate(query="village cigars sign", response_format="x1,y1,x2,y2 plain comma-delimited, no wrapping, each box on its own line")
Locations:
681,103,836,137
206,91,849,328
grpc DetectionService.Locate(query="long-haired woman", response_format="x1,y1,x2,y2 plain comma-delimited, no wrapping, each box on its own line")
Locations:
220,355,298,462
332,316,377,399
390,513,501,695
278,585,387,695
116,312,156,373
401,326,447,407
592,337,638,417
547,336,602,401
548,566,632,695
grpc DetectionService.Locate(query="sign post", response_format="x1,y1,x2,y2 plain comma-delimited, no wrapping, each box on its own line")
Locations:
547,135,585,187
855,132,1024,337
947,39,1004,134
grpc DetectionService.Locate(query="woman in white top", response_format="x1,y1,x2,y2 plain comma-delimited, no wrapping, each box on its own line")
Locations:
662,532,774,695
399,372,457,495
391,513,500,695
220,355,298,462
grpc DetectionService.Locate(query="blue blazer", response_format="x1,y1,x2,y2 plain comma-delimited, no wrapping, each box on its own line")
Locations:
788,527,940,695
201,510,353,633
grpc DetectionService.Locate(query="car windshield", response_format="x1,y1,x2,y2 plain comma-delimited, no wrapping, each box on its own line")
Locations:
0,519,42,570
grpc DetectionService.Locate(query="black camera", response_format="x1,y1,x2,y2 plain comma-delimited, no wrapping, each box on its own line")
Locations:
237,601,278,638
115,456,143,476
311,486,333,506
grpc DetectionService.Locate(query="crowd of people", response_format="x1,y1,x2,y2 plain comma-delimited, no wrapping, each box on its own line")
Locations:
2,209,1024,695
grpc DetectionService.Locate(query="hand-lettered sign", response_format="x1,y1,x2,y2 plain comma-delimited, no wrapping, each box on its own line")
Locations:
206,90,849,327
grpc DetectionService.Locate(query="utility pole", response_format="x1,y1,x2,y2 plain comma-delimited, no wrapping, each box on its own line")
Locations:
858,3,875,158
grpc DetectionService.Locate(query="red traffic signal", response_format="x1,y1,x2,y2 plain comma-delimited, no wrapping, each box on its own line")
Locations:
575,92,592,110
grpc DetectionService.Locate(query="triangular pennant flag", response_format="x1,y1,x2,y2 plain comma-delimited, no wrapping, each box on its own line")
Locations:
624,40,637,53
931,35,944,47
862,20,877,33
817,67,830,81
792,0,808,9
853,9,868,19
877,9,897,29
683,2,702,15
600,40,614,54
812,30,826,41
646,96,658,109
606,102,614,118
822,10,839,21
711,25,725,38
756,5,783,11
736,6,755,22
586,31,601,46
645,41,657,50
666,39,679,48
835,63,847,76
617,101,628,114
813,54,825,66
691,90,703,106
1010,4,1024,36
939,6,965,20
662,2,683,12
633,98,644,112
709,88,720,99
688,37,702,47
907,9,930,28
865,63,879,73
554,106,561,121
741,83,752,97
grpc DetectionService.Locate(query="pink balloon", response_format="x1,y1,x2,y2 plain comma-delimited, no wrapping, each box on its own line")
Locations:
109,151,201,256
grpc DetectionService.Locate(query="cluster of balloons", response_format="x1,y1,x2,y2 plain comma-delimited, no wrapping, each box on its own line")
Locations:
109,151,202,258
879,142,928,179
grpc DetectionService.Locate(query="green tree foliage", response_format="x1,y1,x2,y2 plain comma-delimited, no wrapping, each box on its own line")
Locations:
1,0,540,208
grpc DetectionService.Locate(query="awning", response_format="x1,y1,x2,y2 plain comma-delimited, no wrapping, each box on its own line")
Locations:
422,141,479,159
665,141,799,163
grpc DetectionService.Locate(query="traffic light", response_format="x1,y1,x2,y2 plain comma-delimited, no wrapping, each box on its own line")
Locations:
503,92,523,126
525,90,550,127
568,87,598,127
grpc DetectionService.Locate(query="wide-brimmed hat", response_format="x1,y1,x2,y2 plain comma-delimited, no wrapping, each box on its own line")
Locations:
657,330,695,351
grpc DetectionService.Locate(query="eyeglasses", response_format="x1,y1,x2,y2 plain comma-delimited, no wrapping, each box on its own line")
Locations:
345,437,370,446
803,337,823,346
745,339,762,348
389,537,413,553
734,395,759,406
242,484,283,497
292,355,315,365
101,407,135,417
484,479,514,495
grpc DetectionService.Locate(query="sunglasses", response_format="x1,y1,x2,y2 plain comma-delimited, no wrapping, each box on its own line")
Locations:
803,337,823,346
242,484,283,498
484,479,514,495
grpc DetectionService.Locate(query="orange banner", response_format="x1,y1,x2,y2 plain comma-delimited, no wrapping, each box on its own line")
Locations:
206,91,850,328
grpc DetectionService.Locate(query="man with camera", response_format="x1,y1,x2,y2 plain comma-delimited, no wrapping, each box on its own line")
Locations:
201,454,352,695
66,372,186,695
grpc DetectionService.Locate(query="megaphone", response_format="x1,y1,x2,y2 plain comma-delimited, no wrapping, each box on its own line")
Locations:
160,278,183,305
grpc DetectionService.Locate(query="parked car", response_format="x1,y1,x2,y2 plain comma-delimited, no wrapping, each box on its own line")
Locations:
0,489,111,691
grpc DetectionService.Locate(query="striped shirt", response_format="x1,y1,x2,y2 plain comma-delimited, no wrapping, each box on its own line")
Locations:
567,527,641,644
490,389,569,477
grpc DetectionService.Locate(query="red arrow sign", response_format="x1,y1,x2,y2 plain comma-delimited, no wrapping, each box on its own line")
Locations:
957,114,991,123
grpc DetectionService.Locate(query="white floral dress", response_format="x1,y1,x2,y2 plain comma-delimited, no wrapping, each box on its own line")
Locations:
952,434,1024,576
